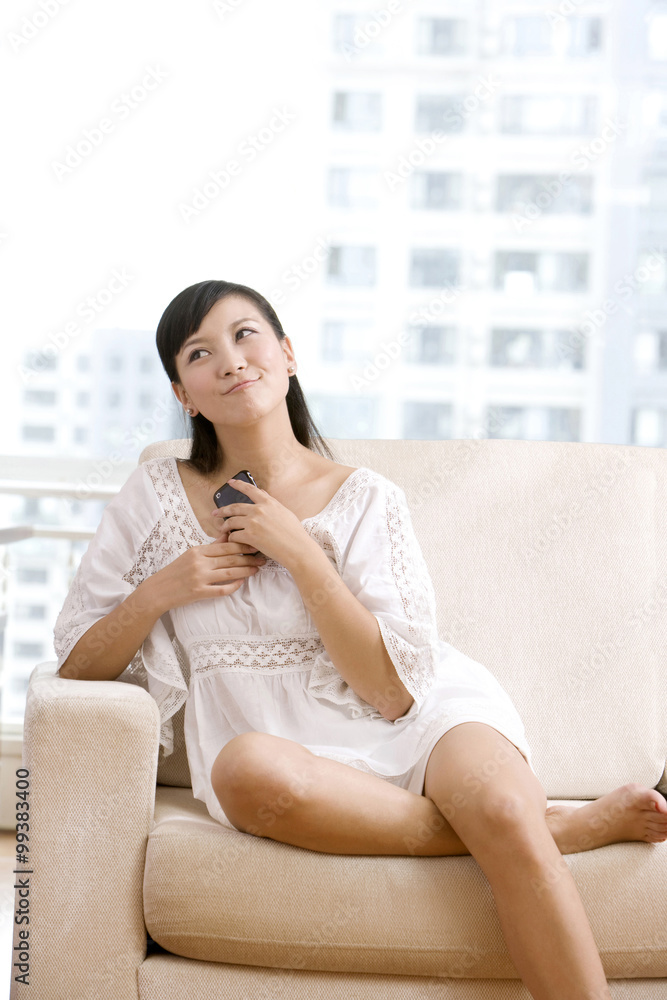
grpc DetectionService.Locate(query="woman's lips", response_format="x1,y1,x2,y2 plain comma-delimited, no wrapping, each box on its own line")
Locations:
225,378,258,394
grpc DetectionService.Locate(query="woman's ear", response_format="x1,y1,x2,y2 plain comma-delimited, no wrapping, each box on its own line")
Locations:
171,381,197,417
281,336,296,371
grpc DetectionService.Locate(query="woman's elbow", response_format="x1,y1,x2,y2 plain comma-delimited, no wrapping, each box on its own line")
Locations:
380,693,415,723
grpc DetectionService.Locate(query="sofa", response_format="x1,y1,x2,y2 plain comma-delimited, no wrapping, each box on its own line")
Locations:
10,436,667,1000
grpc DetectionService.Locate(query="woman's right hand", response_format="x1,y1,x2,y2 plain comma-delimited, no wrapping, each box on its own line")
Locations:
142,531,267,614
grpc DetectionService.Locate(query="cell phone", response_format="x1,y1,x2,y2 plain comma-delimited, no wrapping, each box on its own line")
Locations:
213,470,260,554
213,470,258,509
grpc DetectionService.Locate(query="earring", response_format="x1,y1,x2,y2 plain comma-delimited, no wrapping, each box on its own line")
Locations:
288,367,295,374
185,407,193,415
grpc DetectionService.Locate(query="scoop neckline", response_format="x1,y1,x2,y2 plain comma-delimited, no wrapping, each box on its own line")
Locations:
168,456,367,543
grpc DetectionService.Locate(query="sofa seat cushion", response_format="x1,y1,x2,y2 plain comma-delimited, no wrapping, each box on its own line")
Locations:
144,786,667,979
137,953,667,1000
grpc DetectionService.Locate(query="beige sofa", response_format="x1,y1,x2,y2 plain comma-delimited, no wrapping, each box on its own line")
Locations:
10,437,667,1000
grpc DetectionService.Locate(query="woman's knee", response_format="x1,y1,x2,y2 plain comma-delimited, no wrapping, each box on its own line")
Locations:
211,733,313,829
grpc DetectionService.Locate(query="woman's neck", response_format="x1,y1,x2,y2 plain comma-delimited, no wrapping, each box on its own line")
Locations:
213,427,315,493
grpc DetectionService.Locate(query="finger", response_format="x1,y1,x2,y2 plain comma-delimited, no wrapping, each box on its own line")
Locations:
226,477,262,496
212,502,255,518
210,565,260,582
203,538,255,553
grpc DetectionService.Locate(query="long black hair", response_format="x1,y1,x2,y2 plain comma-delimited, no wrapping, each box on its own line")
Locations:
155,280,334,476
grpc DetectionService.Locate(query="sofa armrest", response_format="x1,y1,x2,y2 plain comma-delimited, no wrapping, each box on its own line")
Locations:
10,662,160,1000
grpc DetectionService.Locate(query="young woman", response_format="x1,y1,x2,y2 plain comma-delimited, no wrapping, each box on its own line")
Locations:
55,279,667,1000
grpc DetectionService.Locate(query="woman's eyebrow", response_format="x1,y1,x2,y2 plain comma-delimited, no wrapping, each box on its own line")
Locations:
180,317,259,352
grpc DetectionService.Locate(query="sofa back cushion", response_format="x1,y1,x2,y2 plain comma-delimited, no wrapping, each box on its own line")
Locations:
141,438,667,799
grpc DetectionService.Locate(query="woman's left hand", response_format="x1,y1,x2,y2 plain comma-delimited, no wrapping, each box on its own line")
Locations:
210,478,316,569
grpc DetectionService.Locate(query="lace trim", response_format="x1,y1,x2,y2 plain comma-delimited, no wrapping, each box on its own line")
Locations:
303,468,376,564
53,573,91,662
122,459,202,587
376,485,439,706
187,633,325,675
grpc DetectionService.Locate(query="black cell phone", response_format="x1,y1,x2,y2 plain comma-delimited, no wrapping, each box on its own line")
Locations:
213,470,258,509
213,470,260,554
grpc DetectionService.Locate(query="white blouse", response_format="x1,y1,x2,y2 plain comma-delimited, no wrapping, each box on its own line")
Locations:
54,456,534,830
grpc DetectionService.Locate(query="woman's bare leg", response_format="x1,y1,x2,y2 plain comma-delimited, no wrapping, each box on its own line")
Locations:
212,731,471,855
421,723,612,1000
211,731,667,858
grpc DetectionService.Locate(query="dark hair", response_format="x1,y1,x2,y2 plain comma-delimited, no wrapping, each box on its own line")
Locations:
155,279,334,476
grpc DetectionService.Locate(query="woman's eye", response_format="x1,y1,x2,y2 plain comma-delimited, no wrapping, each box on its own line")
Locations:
236,327,255,340
188,348,209,362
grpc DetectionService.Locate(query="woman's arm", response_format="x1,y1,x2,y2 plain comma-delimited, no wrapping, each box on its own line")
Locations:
289,540,414,722
58,577,166,681
212,483,414,720
58,537,266,681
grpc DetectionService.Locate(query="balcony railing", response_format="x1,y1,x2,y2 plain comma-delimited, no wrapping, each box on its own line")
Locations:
0,455,137,735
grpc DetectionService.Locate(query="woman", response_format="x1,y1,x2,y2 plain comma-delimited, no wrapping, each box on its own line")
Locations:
55,279,667,1000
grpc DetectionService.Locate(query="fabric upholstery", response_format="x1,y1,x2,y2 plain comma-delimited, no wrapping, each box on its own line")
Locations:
144,785,667,978
10,665,160,1000
138,954,667,999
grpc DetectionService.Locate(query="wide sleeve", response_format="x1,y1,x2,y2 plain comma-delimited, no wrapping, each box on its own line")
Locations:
306,471,440,719
53,462,188,756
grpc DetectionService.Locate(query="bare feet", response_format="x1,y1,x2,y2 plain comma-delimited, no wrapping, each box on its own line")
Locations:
546,783,667,854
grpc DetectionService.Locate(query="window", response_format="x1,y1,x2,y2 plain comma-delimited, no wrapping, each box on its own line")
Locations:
139,392,153,409
327,246,377,285
108,355,123,371
74,427,88,444
637,249,667,293
322,320,375,363
13,642,45,659
504,17,552,57
410,249,460,287
25,351,56,372
403,401,453,439
568,18,603,57
21,498,40,519
332,13,387,57
332,91,382,130
632,408,666,446
328,167,380,208
76,355,91,371
16,568,48,584
491,329,542,367
490,329,584,369
14,605,47,620
494,251,589,293
76,391,90,406
21,425,55,442
634,330,667,372
411,172,463,210
501,96,598,135
415,95,466,133
497,175,593,215
416,18,467,56
140,355,154,373
487,406,581,441
308,395,376,437
108,391,122,407
406,326,457,364
24,389,56,406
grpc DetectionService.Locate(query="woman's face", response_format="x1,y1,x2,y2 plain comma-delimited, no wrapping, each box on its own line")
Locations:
171,294,296,427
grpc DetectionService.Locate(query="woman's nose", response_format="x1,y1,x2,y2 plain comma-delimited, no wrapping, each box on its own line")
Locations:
217,352,247,377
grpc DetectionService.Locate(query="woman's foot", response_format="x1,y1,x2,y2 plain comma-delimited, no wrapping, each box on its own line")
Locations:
546,783,667,854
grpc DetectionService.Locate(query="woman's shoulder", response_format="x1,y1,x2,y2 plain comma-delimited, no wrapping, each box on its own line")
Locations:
312,461,403,524
103,457,176,528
